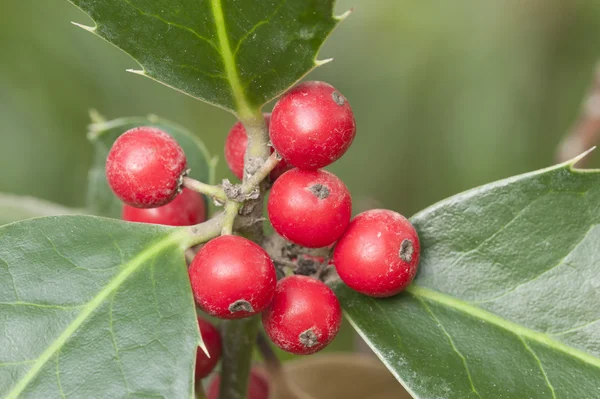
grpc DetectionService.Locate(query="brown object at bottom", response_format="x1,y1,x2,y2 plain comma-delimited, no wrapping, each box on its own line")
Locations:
272,353,411,399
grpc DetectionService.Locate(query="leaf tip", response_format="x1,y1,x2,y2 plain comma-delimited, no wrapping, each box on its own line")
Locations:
71,21,96,33
315,58,334,67
126,69,147,76
336,8,354,21
568,146,596,168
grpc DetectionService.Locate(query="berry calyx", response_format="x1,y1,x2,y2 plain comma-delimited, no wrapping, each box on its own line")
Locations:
106,127,187,208
224,114,292,181
262,275,342,355
195,318,222,380
268,169,352,248
333,209,420,297
122,188,206,226
189,235,277,319
269,81,356,170
207,368,270,399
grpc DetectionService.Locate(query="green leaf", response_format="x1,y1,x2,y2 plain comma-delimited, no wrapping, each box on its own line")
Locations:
335,158,600,398
0,216,199,398
67,0,344,117
87,115,216,218
0,193,80,225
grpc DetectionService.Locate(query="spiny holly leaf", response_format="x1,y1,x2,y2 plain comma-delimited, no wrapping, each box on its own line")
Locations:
0,193,80,225
87,115,216,218
68,0,346,117
334,154,600,398
0,216,200,398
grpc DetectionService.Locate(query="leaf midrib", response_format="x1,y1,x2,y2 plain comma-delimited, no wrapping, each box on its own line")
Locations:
6,231,185,399
406,285,600,368
209,0,254,118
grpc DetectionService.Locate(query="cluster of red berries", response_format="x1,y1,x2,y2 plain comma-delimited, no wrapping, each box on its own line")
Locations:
104,80,420,395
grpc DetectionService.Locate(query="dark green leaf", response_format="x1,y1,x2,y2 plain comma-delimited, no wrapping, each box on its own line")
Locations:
0,193,80,225
68,0,345,116
335,158,600,398
0,216,200,398
87,115,216,218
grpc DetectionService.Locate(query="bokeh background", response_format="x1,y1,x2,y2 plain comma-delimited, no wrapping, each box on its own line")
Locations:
1,0,599,360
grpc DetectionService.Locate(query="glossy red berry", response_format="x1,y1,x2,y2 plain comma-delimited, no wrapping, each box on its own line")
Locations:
195,318,222,380
333,209,420,297
224,114,292,181
122,188,206,226
262,275,342,355
189,235,276,319
269,81,356,170
268,169,352,248
106,127,187,208
207,368,270,399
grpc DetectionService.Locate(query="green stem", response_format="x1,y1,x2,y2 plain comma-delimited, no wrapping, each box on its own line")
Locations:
218,316,260,399
183,176,227,203
221,202,240,235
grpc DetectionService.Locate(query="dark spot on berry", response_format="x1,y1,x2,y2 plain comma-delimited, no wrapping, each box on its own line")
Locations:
229,300,254,314
299,328,319,348
399,239,414,262
331,91,345,106
308,184,330,199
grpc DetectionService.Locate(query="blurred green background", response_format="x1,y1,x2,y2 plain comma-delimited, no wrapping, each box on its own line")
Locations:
1,0,599,362
1,0,599,213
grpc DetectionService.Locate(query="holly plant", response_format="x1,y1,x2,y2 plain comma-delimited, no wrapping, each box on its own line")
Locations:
1,1,599,399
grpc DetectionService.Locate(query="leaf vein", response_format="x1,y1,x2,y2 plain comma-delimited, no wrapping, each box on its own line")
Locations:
407,285,600,369
416,297,481,398
473,223,597,305
120,0,221,55
518,337,556,399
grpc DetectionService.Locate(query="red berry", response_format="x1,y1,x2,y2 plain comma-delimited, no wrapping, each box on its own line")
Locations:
224,114,292,181
207,368,270,399
106,127,187,208
269,81,356,170
122,188,206,226
262,275,342,355
268,169,352,248
333,209,420,297
189,236,276,319
195,318,222,380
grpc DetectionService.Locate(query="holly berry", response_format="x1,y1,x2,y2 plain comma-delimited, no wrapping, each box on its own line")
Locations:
224,114,292,181
268,169,352,248
122,188,206,226
195,318,222,380
207,368,270,399
189,235,276,319
333,209,420,297
269,81,356,170
106,127,187,208
262,275,342,355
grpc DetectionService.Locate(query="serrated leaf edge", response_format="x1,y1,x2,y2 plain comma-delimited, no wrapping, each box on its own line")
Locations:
68,1,350,117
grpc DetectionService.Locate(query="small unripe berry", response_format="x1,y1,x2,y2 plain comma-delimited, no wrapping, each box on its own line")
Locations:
268,169,352,248
189,235,277,319
106,127,187,208
262,275,342,355
270,81,356,170
207,368,270,399
224,114,292,181
195,318,222,380
333,209,420,297
122,188,206,226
